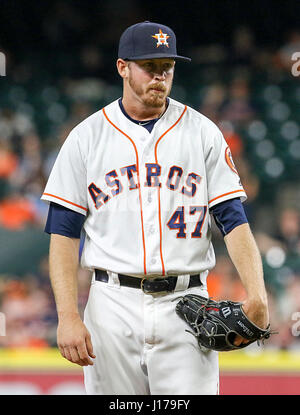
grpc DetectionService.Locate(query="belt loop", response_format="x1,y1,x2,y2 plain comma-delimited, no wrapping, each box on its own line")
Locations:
174,274,190,292
107,271,121,288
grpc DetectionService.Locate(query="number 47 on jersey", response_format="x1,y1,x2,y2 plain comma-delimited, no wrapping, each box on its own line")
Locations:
167,205,207,239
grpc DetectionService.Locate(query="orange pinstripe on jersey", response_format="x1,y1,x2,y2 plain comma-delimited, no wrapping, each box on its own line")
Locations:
154,105,187,276
208,189,244,205
42,193,88,212
102,107,147,275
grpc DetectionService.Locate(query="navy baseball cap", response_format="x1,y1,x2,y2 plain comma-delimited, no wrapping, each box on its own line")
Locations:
118,21,191,62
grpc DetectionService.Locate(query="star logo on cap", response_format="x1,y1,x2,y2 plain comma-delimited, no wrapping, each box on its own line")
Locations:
152,29,170,48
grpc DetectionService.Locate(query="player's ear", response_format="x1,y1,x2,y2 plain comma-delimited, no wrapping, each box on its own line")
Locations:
117,59,130,79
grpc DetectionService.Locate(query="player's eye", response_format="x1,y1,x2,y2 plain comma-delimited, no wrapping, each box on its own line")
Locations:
163,64,172,71
142,61,173,73
143,62,154,70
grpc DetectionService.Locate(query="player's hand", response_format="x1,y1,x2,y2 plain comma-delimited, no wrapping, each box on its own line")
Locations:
233,298,269,346
57,312,96,366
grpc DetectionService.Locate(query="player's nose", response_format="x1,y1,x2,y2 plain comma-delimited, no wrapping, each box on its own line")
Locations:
152,64,167,79
153,70,167,81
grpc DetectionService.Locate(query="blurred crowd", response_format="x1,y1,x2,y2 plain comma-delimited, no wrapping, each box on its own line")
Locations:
0,2,300,351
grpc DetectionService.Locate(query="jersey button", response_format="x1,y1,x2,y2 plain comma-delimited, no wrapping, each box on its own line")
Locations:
151,258,156,265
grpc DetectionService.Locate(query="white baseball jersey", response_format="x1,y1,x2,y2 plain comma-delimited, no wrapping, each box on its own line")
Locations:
41,97,246,278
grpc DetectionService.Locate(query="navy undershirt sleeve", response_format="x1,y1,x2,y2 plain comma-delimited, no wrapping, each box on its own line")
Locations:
45,202,85,238
210,197,248,237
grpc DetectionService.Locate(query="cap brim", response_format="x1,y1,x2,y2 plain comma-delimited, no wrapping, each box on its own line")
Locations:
121,53,191,62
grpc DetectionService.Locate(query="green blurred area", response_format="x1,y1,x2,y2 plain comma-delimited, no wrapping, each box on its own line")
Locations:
0,227,49,276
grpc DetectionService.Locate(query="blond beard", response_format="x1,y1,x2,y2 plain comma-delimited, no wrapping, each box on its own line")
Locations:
128,73,172,109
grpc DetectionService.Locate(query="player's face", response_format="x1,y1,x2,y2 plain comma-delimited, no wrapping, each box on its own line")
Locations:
127,58,175,108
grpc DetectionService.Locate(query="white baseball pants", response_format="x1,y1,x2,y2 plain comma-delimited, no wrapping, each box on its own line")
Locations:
83,272,219,395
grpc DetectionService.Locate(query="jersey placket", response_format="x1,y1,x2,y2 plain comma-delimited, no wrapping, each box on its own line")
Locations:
138,129,162,276
139,105,188,277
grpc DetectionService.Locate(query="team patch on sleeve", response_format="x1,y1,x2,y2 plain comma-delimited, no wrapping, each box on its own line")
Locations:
225,146,238,174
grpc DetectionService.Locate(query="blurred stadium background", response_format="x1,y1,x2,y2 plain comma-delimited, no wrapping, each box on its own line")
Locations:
0,0,300,395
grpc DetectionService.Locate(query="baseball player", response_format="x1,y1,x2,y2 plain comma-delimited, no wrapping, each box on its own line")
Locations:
42,21,269,395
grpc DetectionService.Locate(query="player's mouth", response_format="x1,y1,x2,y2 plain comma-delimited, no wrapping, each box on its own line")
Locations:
149,89,165,95
149,85,166,93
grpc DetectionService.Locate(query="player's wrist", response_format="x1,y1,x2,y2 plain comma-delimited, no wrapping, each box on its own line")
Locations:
245,293,268,309
242,297,269,330
57,310,81,321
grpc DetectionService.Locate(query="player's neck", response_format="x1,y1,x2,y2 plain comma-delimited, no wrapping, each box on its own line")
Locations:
121,96,167,121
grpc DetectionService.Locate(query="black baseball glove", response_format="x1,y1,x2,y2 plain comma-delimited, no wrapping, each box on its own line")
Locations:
175,294,274,352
